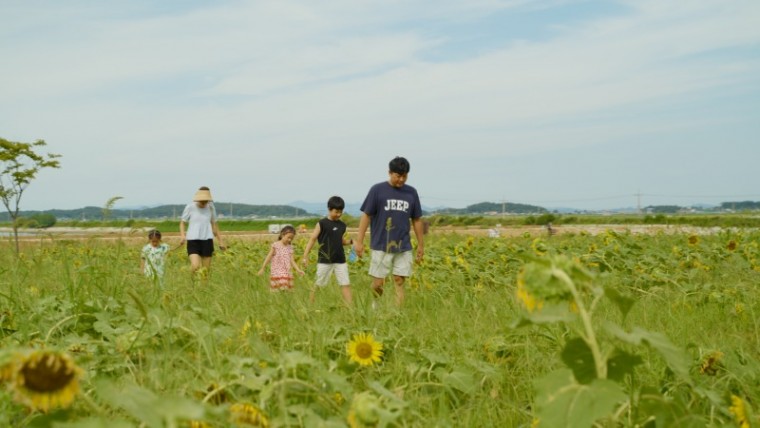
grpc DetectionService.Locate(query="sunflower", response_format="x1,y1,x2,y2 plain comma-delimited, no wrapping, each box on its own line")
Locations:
229,402,269,427
198,382,228,405
729,395,750,428
483,337,512,364
727,240,738,251
531,238,547,256
347,392,380,428
698,351,723,376
515,275,543,313
688,235,700,246
0,352,16,384
347,333,384,366
11,350,83,412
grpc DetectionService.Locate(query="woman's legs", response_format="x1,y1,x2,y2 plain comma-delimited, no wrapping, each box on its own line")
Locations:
189,254,203,274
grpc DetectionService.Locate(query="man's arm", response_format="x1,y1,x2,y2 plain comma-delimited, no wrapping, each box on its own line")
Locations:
354,213,371,258
412,217,425,262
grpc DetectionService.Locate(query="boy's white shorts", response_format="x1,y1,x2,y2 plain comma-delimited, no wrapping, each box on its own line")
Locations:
315,263,351,287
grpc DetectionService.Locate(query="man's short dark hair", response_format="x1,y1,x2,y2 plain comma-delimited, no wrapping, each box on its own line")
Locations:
389,156,410,174
327,196,345,210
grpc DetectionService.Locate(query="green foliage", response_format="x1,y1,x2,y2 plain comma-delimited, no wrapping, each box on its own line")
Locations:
0,137,61,254
0,229,758,426
16,213,57,229
534,369,626,428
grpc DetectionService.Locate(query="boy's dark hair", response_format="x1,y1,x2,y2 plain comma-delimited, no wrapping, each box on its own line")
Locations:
327,196,345,211
278,225,296,240
389,156,410,174
148,229,162,239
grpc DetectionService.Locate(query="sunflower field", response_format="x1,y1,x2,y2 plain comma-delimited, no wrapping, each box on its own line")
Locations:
0,227,758,427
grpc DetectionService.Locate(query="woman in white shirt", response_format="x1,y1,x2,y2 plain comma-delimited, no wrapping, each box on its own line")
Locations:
179,186,226,278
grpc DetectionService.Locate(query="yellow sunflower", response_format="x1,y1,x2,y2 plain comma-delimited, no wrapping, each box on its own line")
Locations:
229,402,269,427
531,238,548,256
698,351,723,376
729,395,750,428
515,275,543,313
0,352,16,384
347,333,384,366
11,350,83,412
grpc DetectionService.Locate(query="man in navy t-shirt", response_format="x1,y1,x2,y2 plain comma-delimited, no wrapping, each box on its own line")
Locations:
354,156,425,307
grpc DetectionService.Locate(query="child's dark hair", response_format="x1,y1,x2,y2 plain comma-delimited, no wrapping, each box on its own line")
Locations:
327,196,345,211
148,229,162,239
278,225,296,240
389,156,410,174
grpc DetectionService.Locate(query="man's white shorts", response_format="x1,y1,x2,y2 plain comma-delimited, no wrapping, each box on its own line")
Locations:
369,250,413,278
315,263,351,287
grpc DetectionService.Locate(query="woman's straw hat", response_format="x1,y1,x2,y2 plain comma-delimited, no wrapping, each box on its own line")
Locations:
193,188,213,202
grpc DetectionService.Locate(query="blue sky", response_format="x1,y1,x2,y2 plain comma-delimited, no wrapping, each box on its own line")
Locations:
2,0,759,212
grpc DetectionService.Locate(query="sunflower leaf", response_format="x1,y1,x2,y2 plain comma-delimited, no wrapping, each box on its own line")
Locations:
535,368,626,428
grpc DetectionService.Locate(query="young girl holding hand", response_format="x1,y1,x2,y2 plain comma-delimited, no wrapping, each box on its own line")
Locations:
258,225,304,291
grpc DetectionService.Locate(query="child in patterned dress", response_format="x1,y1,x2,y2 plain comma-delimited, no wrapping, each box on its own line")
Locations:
141,229,170,285
258,225,304,291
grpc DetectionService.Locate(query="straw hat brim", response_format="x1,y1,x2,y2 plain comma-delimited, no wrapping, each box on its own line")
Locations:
193,189,213,202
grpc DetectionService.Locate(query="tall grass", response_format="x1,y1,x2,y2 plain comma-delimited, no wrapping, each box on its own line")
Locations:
0,228,758,426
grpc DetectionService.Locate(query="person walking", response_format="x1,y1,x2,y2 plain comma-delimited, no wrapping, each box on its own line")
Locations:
258,225,304,291
301,196,353,306
353,156,424,307
179,186,225,279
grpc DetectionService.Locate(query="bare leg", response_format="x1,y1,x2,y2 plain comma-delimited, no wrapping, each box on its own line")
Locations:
371,277,385,298
341,286,353,306
189,254,202,275
393,275,405,307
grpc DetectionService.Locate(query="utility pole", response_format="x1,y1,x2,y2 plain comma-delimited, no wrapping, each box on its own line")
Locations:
635,191,642,214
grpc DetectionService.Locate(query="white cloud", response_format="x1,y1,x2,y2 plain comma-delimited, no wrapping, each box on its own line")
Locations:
2,0,759,210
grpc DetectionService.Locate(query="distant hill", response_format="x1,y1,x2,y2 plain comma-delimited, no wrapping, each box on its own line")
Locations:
291,200,546,216
0,203,319,221
432,201,547,215
289,200,364,217
721,201,760,210
2,200,553,221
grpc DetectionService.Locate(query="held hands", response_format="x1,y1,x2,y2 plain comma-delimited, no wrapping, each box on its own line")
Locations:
353,242,364,258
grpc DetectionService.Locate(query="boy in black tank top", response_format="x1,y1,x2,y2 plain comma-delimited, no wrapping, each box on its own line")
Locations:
301,196,354,306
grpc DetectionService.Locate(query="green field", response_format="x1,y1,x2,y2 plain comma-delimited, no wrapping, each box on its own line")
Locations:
0,228,758,427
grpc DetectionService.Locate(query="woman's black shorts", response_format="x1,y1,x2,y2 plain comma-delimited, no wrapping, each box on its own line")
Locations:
187,239,214,257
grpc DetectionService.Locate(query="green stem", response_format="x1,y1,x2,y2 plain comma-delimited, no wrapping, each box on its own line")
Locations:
45,313,86,343
555,268,606,379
